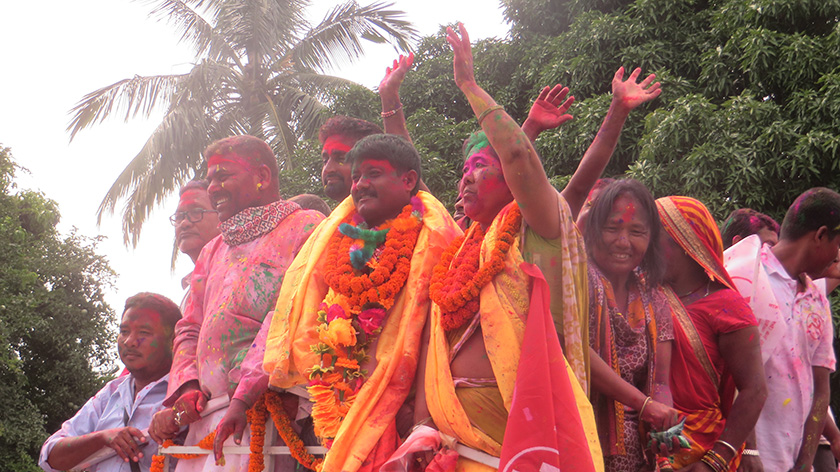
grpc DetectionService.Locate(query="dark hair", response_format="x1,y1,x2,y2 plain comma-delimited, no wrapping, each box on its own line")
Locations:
203,135,278,179
179,179,209,196
289,193,331,216
346,134,422,194
721,208,780,249
584,179,665,286
780,187,840,241
318,116,383,144
123,292,181,330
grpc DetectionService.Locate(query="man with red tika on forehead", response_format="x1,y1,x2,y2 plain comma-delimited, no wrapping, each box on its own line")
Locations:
148,135,323,471
262,133,460,471
320,53,424,204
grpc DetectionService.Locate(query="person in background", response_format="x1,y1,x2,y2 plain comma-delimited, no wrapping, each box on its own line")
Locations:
288,193,331,217
40,293,181,472
720,208,780,249
723,187,840,472
171,179,220,305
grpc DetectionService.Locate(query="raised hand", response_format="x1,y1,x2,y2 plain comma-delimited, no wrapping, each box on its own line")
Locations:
524,84,575,137
612,66,661,111
101,427,147,463
213,399,249,463
446,23,475,90
379,52,414,97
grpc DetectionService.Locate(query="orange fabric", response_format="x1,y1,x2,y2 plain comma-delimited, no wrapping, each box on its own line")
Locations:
263,191,461,472
656,196,734,290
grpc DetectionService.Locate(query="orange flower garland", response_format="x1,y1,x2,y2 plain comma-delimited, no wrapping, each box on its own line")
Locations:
264,391,324,471
247,396,267,472
309,197,424,446
430,205,522,331
150,432,216,472
151,393,324,472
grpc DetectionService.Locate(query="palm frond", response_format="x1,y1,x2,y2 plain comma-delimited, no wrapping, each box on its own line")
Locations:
143,0,224,59
292,1,418,72
99,101,215,246
67,74,184,140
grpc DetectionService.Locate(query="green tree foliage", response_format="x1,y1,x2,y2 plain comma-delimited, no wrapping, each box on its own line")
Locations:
0,145,117,471
69,0,418,246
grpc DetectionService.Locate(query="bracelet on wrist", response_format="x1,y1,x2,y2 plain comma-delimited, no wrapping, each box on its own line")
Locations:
381,104,403,118
714,439,739,458
638,396,652,419
741,448,760,456
477,105,504,125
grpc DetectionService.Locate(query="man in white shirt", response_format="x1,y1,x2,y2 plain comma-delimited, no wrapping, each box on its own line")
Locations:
724,187,840,472
39,293,181,471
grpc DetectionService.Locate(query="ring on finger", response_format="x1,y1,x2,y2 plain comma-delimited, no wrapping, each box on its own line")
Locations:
173,408,184,427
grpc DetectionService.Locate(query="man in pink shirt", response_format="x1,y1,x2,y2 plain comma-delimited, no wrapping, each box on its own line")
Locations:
149,135,323,471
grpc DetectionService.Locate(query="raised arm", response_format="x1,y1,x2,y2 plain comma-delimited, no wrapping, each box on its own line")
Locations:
521,84,575,142
379,52,413,143
447,23,561,239
561,67,661,219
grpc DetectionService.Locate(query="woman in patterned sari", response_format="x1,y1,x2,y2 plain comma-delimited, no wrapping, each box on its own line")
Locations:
656,196,767,472
585,179,679,472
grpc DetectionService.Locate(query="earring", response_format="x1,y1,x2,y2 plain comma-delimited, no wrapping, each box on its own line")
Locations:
257,183,263,190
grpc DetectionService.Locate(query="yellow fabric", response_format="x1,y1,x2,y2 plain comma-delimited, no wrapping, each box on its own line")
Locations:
521,216,590,393
425,193,602,470
454,386,508,445
263,191,461,472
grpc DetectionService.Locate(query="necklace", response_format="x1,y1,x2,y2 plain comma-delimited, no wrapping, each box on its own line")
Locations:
678,279,710,300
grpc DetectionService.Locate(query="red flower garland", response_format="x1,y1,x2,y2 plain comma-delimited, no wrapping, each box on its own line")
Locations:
430,206,522,331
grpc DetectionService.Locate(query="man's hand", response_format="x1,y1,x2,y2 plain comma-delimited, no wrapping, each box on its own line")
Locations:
172,388,207,426
148,408,180,445
379,52,413,98
446,23,476,90
612,66,661,112
100,427,147,463
213,399,249,463
525,84,575,134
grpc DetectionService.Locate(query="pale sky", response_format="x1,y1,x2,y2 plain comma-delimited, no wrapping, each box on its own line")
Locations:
0,1,508,316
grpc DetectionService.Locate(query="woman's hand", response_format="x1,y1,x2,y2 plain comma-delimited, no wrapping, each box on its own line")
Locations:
611,66,661,112
446,23,476,90
641,398,679,431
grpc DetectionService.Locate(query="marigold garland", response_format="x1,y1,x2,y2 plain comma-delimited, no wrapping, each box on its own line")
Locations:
151,393,324,472
309,197,425,445
150,432,216,472
264,391,325,471
429,205,522,331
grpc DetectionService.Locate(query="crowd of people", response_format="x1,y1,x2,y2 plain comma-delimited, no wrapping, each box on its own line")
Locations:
37,23,840,472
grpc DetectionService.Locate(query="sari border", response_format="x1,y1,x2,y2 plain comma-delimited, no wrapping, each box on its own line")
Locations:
657,198,733,291
663,286,719,391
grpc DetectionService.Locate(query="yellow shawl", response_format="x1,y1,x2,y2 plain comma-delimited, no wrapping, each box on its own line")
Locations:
425,195,601,469
263,191,461,471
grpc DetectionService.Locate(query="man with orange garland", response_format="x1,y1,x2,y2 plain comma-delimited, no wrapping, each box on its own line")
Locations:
260,133,460,471
147,135,323,472
407,24,663,471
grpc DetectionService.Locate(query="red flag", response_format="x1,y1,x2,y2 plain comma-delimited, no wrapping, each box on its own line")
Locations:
498,262,598,472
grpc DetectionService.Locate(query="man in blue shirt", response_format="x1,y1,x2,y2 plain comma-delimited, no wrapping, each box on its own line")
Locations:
39,293,181,471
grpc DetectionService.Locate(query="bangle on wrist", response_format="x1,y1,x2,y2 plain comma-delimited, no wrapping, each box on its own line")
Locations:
381,104,403,118
714,439,739,458
477,105,504,125
638,396,652,419
742,448,760,456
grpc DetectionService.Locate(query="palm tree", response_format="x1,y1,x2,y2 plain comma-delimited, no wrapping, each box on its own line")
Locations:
69,0,417,246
